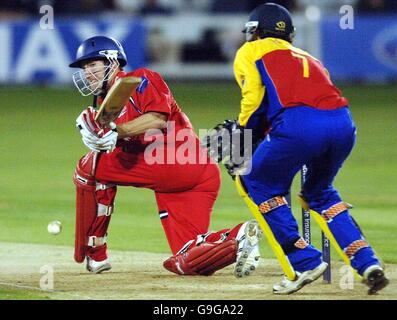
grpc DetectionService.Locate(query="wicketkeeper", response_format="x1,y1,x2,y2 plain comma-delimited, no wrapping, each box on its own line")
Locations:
206,3,388,294
69,36,263,278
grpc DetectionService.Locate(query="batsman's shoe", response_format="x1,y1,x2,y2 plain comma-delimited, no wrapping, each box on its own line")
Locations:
273,261,328,295
86,257,112,274
234,220,263,278
363,265,389,295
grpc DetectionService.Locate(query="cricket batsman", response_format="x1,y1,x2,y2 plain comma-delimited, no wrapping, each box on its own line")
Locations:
69,35,263,278
208,3,389,294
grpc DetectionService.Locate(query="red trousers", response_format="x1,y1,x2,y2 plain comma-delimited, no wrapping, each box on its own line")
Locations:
94,146,233,254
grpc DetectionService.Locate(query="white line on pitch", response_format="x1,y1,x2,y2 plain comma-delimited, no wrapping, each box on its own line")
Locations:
0,282,95,300
0,281,47,292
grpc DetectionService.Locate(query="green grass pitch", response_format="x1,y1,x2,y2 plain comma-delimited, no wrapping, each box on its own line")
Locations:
0,83,396,264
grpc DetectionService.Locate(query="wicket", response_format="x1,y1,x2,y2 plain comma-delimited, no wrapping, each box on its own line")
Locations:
301,165,331,283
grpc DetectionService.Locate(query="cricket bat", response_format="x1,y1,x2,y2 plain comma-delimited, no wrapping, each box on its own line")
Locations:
95,76,142,124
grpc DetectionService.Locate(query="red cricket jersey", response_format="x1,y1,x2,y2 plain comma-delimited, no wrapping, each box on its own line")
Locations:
91,70,221,254
109,69,198,153
94,68,217,193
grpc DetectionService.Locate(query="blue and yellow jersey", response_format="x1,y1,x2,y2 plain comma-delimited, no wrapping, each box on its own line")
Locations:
233,37,348,129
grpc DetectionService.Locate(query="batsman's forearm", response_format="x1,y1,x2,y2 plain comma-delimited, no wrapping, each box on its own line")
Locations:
116,112,167,139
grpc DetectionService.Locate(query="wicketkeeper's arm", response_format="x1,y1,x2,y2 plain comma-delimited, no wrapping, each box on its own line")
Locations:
233,44,265,127
115,112,167,139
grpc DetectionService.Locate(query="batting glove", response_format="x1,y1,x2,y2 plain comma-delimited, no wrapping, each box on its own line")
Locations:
79,125,118,153
76,107,118,153
99,122,118,153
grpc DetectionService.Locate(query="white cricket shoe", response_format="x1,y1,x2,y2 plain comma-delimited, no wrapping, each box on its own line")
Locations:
234,220,263,278
273,261,328,294
86,257,112,274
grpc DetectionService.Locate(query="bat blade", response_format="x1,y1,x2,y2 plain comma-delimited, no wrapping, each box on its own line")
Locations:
95,76,142,124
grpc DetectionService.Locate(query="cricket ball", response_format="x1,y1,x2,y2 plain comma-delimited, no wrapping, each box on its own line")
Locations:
47,220,62,235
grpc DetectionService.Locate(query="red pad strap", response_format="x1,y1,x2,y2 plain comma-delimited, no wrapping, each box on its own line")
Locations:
163,239,237,276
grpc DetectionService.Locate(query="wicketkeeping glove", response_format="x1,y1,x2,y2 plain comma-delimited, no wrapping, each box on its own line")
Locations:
202,119,261,179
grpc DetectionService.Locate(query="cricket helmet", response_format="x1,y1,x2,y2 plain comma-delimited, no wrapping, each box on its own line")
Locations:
242,3,295,42
69,35,127,68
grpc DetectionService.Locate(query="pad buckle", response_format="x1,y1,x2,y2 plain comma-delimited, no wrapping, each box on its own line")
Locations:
97,204,114,217
87,236,107,247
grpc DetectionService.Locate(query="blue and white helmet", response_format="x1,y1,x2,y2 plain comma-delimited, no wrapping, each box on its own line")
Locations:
69,36,127,96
